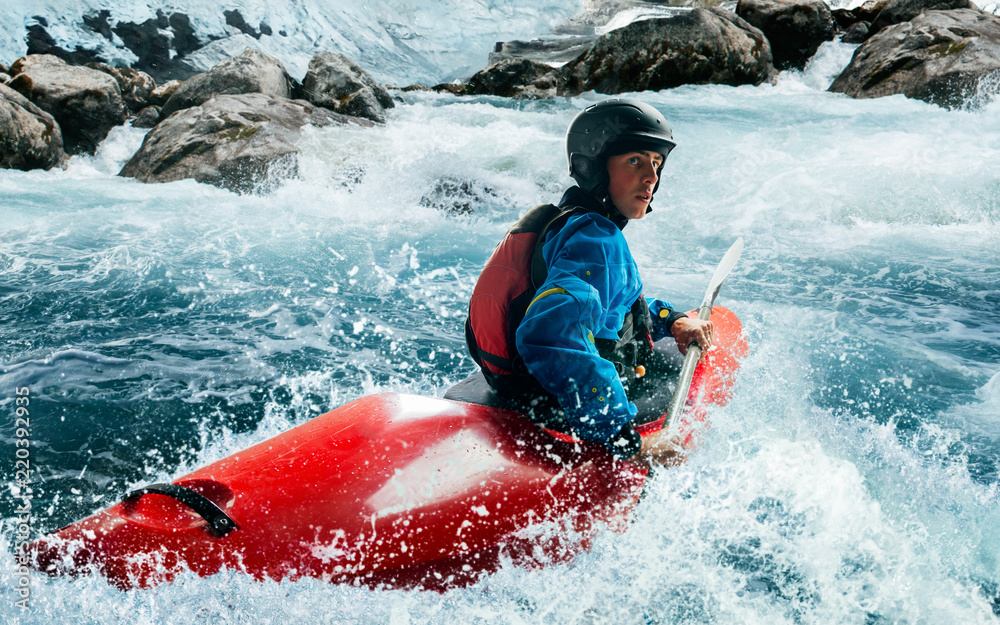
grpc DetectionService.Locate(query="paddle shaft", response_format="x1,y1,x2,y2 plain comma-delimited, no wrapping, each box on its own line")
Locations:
662,305,712,430
662,239,743,431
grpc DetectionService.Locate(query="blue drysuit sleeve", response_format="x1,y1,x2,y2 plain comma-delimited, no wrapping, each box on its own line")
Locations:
515,213,643,453
647,298,689,342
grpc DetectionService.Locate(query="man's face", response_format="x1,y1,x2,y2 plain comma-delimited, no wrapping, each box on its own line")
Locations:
605,150,664,220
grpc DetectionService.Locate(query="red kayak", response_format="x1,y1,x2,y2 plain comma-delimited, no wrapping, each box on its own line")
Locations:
30,306,747,591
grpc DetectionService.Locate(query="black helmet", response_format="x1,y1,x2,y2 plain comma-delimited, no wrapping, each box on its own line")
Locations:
566,99,677,197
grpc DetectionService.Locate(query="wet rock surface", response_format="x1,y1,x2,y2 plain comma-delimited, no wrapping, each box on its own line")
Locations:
868,0,976,36
420,176,506,215
26,11,203,82
224,9,273,40
829,8,1000,109
832,0,888,36
559,9,776,94
488,35,600,66
119,93,372,193
87,63,157,113
132,106,161,129
301,52,395,123
0,82,67,170
7,55,126,154
465,59,560,99
736,0,835,70
842,21,872,43
149,81,183,108
159,50,297,119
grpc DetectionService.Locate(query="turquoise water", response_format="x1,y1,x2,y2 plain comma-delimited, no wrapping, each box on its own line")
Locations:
1,42,999,623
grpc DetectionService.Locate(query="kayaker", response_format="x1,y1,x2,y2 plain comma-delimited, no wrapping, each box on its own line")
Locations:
464,98,713,468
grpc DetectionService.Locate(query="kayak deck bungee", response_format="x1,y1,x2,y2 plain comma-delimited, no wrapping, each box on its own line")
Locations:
30,306,747,591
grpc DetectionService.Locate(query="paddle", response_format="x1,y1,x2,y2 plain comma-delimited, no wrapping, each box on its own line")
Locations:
662,237,744,431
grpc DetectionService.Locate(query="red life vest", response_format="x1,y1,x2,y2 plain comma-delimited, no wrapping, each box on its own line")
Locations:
465,203,576,392
465,203,652,394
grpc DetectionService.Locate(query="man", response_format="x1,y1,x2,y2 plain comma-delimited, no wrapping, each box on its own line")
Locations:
463,99,713,468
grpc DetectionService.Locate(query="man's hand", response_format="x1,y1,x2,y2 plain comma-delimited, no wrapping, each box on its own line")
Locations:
629,428,687,469
670,316,714,356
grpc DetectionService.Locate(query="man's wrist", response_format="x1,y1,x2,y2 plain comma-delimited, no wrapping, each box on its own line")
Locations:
664,309,689,337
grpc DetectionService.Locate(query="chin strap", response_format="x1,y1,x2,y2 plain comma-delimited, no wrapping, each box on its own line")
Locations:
602,196,630,229
584,180,625,228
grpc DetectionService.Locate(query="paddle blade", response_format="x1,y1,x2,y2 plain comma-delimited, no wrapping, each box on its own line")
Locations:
700,237,744,310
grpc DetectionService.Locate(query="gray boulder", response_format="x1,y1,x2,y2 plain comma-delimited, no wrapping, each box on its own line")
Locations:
119,93,372,194
0,82,66,170
430,83,467,95
301,52,395,123
737,0,834,70
88,63,157,113
0,73,10,85
842,21,871,43
465,59,559,99
868,0,976,36
829,9,1000,108
560,8,775,95
159,49,297,119
7,54,126,154
398,83,468,95
488,36,598,67
832,0,887,35
149,80,182,108
132,105,161,128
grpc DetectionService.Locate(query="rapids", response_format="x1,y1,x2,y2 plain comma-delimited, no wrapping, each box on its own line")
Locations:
1,36,999,624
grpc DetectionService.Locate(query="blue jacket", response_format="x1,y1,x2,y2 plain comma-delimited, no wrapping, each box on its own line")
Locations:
515,188,682,455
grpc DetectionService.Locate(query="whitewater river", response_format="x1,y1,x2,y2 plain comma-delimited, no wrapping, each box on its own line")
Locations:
1,42,998,623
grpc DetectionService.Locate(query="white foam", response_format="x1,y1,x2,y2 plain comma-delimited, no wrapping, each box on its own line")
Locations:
2,37,999,622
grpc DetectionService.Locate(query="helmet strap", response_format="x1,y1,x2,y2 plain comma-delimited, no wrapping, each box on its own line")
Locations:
595,185,631,229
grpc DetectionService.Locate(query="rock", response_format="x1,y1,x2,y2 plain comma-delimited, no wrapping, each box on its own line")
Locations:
559,8,775,95
7,54,126,154
0,82,66,170
398,83,468,95
431,83,467,95
736,0,834,70
869,0,976,36
301,52,395,123
420,176,505,215
466,59,559,98
842,21,871,43
159,49,297,119
488,36,598,66
1,73,10,85
119,93,372,194
26,19,103,66
0,63,8,74
8,55,61,76
24,11,200,82
832,0,886,32
224,9,271,39
829,9,1000,108
87,63,157,113
119,68,157,112
132,105,161,129
109,10,202,81
149,80,182,108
